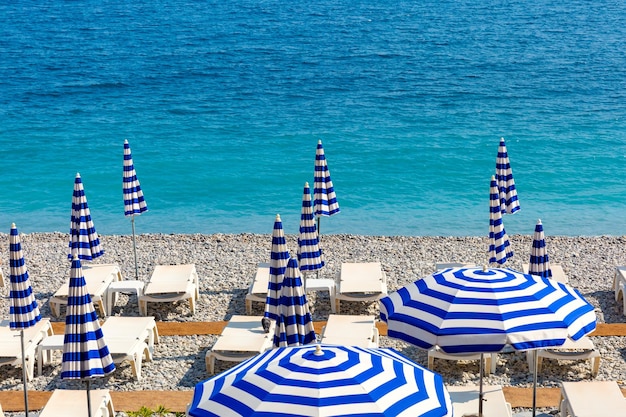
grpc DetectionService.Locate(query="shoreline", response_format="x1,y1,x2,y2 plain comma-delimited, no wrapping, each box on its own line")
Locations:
1,233,625,415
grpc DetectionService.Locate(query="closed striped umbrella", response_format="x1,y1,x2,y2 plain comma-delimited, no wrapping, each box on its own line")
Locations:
123,139,148,279
188,344,452,417
273,257,316,347
529,219,552,279
496,137,520,214
488,175,513,265
264,214,289,323
380,267,596,417
297,182,324,279
313,140,339,235
9,223,41,417
61,257,115,417
69,173,104,261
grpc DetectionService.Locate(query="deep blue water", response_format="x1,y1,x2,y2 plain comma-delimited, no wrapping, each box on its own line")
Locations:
1,0,625,237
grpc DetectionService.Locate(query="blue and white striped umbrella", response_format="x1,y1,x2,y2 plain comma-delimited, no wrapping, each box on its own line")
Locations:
61,257,115,380
9,223,41,417
297,182,324,275
488,175,513,265
313,140,340,223
528,219,552,279
69,173,104,261
264,214,290,323
495,137,520,214
188,344,452,417
273,257,317,348
123,139,148,279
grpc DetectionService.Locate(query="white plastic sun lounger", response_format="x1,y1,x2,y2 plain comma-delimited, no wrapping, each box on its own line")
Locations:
522,263,569,284
0,318,53,381
526,336,601,377
320,314,379,347
39,389,115,417
49,263,123,317
205,315,275,374
335,262,387,314
100,316,158,380
447,384,512,417
139,264,199,316
428,346,497,376
245,263,270,314
614,266,626,316
560,381,626,417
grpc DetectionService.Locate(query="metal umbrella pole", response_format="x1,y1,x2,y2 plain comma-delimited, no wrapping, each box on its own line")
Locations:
131,215,139,280
20,330,29,417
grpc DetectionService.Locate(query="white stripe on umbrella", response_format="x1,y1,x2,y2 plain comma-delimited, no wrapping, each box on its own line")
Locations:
9,223,41,417
273,257,317,347
495,137,520,214
61,257,115,380
188,344,452,417
528,219,552,279
297,182,324,275
488,175,513,265
69,173,104,261
123,139,148,216
313,140,340,218
264,214,289,323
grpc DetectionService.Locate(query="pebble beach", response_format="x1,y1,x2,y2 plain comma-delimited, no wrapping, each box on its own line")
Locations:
1,232,625,416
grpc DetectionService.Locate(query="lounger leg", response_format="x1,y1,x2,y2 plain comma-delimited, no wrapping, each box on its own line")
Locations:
591,357,600,377
245,299,252,315
189,297,195,315
335,299,340,314
427,355,434,370
206,352,216,374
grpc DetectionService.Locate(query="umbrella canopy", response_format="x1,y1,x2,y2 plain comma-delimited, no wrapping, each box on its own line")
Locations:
488,175,513,265
188,344,453,417
528,219,552,279
61,257,115,380
123,139,148,216
313,140,340,219
264,214,290,323
297,182,325,275
9,223,41,417
69,173,104,261
380,267,596,354
273,257,317,347
495,137,520,214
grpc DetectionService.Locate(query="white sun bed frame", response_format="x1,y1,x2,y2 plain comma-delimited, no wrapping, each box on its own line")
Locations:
320,314,379,347
0,318,53,381
613,266,626,316
39,389,115,417
245,263,270,314
334,262,387,314
526,336,601,377
522,263,569,284
205,315,275,375
560,381,626,417
139,264,199,316
447,384,512,417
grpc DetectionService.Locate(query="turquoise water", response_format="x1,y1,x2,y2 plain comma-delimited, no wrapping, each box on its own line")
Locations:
1,0,625,236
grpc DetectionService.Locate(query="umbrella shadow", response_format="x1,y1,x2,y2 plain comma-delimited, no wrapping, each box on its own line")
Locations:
585,289,623,323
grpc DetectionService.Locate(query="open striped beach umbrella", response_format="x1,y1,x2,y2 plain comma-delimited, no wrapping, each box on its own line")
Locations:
528,219,552,279
313,140,340,235
297,182,324,280
9,223,41,417
62,257,115,417
188,344,452,417
273,257,316,348
496,137,520,214
123,139,148,279
488,175,513,265
264,214,289,324
69,173,104,261
380,266,596,417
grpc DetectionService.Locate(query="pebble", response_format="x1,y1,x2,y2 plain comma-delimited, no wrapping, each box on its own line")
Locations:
1,232,625,416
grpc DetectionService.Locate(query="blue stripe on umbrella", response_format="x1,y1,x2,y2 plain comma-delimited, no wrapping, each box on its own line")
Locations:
313,140,340,217
123,139,148,216
9,224,41,330
297,182,325,273
61,257,115,379
379,267,597,354
264,214,290,322
496,137,520,214
529,219,552,279
488,175,513,265
273,257,317,347
188,345,452,417
69,173,104,261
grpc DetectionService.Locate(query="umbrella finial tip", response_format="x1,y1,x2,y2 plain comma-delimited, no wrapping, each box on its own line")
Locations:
483,264,488,272
304,181,309,187
276,214,281,220
314,345,323,356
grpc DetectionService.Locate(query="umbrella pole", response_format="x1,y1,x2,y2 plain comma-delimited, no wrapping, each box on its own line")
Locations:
478,352,484,417
20,330,29,417
86,379,92,417
131,215,139,280
532,349,538,417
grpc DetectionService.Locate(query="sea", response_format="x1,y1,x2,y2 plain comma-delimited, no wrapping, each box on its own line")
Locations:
1,0,625,237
